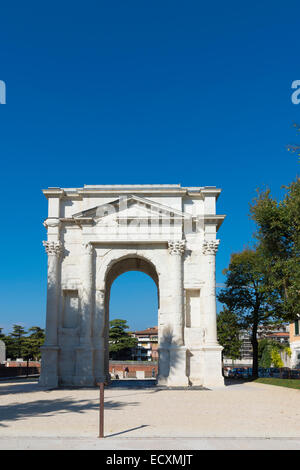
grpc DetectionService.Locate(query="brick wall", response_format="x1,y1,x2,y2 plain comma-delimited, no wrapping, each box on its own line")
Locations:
109,361,158,378
4,361,41,368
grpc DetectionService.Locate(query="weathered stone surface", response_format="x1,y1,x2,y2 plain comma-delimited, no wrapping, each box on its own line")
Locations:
0,340,5,363
39,184,226,388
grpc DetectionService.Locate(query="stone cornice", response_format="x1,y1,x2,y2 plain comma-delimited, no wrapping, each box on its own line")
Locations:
42,185,223,200
77,188,187,197
199,214,226,231
72,194,193,220
59,217,94,226
200,188,222,200
42,188,65,199
43,218,61,229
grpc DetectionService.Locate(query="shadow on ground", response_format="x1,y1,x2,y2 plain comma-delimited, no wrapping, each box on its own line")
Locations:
0,379,48,396
0,396,139,428
105,424,149,438
108,379,156,388
224,378,256,387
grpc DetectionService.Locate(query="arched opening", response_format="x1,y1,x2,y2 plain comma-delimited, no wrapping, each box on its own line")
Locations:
104,256,160,380
110,272,158,339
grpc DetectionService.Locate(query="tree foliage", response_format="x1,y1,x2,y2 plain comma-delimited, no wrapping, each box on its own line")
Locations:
217,308,242,363
1,325,45,360
249,178,300,321
258,338,291,368
217,249,284,377
9,325,27,358
108,319,138,360
27,327,45,360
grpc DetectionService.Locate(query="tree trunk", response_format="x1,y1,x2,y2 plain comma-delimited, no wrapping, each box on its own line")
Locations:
221,350,224,377
251,326,258,379
252,340,258,379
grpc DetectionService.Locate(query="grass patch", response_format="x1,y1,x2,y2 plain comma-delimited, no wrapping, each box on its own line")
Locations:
254,378,300,390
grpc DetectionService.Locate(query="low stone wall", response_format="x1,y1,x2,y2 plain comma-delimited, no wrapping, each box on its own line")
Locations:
0,365,40,378
109,361,158,378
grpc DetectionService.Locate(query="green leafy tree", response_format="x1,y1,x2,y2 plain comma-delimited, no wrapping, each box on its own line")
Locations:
258,339,273,368
217,308,242,366
108,319,138,360
259,338,280,368
250,178,300,321
21,338,36,374
217,249,284,378
258,338,290,368
1,325,45,360
271,349,284,368
27,327,45,360
9,325,27,359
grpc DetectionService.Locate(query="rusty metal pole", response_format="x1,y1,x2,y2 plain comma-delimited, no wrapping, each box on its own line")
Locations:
98,382,104,438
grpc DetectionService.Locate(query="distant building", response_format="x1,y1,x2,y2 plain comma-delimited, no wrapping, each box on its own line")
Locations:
238,331,253,365
130,327,158,361
224,323,290,367
265,330,289,344
290,317,300,368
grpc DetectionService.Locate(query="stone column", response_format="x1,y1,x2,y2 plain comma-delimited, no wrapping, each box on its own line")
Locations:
80,242,94,344
74,242,95,386
168,240,185,345
93,289,106,383
165,240,188,386
39,240,62,388
202,240,219,346
43,241,62,344
201,239,224,387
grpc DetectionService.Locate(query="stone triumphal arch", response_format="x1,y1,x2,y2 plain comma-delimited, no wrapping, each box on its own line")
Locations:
39,184,226,388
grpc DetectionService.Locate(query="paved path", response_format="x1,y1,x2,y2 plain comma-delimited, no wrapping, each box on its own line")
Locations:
1,436,300,450
1,379,300,449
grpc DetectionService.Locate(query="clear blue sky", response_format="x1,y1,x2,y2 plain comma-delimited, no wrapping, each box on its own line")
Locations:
0,1,299,333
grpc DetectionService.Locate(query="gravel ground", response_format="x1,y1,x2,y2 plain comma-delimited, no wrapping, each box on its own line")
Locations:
1,378,300,449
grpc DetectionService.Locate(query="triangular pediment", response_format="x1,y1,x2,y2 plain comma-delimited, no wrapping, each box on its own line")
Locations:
72,195,191,221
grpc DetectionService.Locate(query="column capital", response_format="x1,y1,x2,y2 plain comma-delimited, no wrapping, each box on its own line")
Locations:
43,240,63,257
202,239,220,255
82,242,94,255
168,240,185,255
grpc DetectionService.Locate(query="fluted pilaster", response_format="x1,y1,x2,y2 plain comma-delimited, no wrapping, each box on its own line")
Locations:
43,240,62,345
202,239,220,346
80,242,94,345
168,240,185,346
